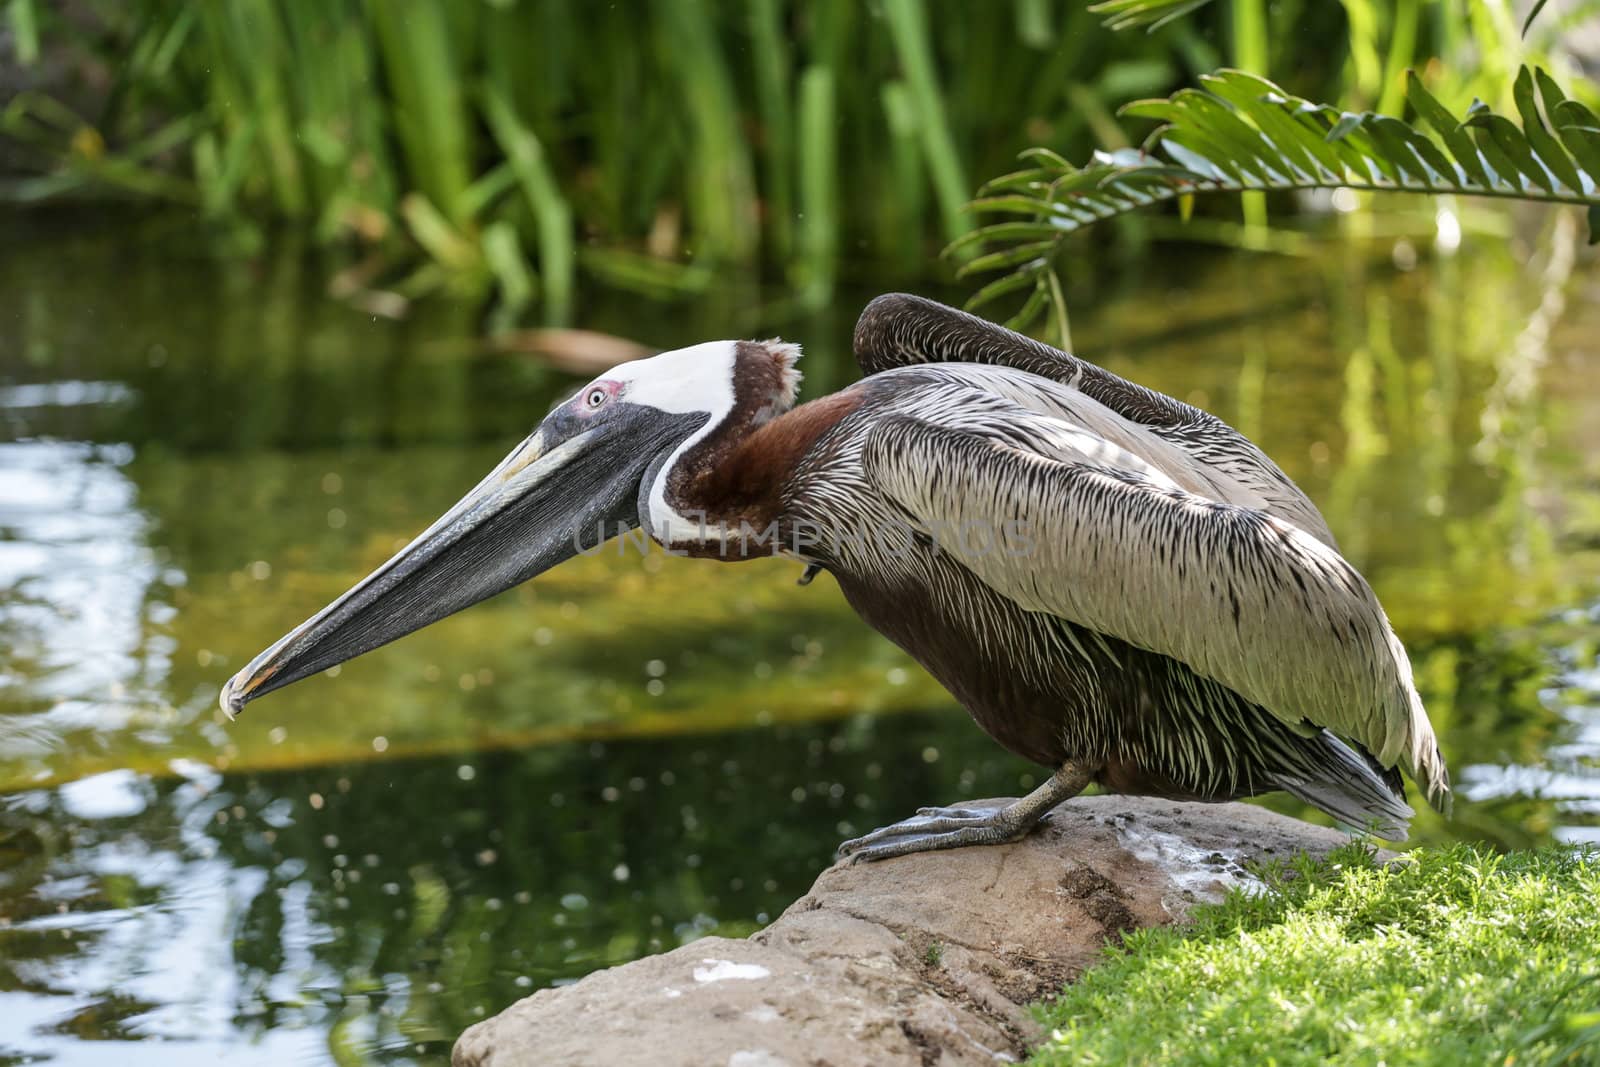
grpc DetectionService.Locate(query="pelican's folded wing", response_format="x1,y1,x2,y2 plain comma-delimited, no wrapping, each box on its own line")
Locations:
851,293,1339,549
853,292,1187,424
862,414,1450,810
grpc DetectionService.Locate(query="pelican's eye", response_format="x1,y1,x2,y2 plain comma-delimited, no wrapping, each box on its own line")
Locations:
584,386,608,410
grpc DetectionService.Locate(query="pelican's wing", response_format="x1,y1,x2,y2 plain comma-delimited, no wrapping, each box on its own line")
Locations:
853,293,1181,422
852,293,1338,548
862,413,1449,809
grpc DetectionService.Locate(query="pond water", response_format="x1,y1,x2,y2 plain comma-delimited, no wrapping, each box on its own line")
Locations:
2,207,1599,1065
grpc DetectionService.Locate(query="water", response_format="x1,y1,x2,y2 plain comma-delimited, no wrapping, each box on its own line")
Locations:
2,207,1598,1064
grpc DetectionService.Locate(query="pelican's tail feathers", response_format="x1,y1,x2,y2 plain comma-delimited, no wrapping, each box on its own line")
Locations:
1272,731,1415,841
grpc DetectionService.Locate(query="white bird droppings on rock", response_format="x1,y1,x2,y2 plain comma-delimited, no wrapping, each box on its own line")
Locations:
693,959,771,983
728,1051,790,1067
1110,822,1266,908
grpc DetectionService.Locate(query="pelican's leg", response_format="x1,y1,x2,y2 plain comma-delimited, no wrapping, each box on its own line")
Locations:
838,761,1093,862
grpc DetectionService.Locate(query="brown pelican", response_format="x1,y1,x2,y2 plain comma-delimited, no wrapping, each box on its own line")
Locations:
220,294,1450,860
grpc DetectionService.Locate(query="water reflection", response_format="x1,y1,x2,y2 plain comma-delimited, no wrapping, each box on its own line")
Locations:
0,438,180,777
1458,601,1600,843
1,715,1035,1065
1,207,1598,1064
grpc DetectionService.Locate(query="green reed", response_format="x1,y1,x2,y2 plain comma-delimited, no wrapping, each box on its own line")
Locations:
0,0,1514,323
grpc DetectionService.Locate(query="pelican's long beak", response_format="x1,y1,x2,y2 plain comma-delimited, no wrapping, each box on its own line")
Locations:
219,415,682,717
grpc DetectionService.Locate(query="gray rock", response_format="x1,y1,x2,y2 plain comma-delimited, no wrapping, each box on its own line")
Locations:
454,795,1363,1067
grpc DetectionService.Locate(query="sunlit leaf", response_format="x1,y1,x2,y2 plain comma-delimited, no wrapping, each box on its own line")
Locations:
963,264,1043,311
1521,0,1552,37
1003,276,1050,331
1087,0,1218,33
951,65,1600,316
1513,67,1585,192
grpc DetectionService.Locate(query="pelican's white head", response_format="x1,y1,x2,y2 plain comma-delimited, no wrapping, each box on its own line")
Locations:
576,339,803,544
591,338,801,425
220,336,801,716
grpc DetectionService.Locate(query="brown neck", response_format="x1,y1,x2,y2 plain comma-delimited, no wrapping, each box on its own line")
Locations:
665,386,864,557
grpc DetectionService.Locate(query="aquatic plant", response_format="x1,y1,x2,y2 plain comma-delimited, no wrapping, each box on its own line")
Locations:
1,1,1188,316
0,0,1501,322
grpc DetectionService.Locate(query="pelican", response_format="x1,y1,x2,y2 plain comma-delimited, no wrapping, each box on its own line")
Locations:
221,294,1450,860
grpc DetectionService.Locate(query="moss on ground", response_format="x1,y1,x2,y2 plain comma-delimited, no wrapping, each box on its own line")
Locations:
1028,845,1600,1066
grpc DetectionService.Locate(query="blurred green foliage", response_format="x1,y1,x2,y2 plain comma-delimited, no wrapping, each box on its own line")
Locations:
0,0,1541,323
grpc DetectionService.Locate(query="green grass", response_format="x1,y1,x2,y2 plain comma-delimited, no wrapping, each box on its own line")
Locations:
1029,845,1600,1066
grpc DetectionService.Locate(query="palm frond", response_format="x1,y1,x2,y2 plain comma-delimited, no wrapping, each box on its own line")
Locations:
955,66,1600,324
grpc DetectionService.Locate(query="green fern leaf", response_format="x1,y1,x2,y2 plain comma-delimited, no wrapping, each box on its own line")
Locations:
953,66,1600,308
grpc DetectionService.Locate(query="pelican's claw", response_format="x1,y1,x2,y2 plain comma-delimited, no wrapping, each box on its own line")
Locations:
836,803,1034,863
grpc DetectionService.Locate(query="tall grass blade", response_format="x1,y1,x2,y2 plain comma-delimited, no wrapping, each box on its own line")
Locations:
482,220,535,328
883,0,973,245
797,65,838,308
749,0,796,265
481,82,575,321
1377,0,1419,117
1229,0,1268,226
7,0,38,65
366,0,472,226
654,0,758,262
881,80,928,271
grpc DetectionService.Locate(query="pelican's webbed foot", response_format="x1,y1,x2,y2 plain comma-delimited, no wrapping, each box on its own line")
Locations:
837,762,1093,863
837,805,1031,860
